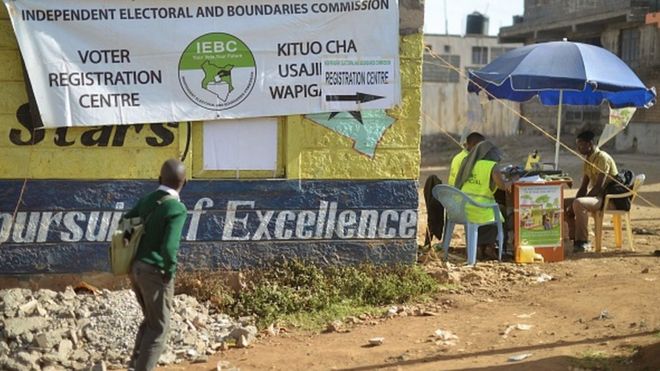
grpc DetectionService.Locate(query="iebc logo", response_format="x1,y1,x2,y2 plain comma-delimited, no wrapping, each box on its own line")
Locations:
178,33,257,111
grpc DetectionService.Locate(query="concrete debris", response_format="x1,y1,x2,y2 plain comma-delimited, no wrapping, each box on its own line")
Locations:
0,287,248,369
597,309,612,320
433,329,458,346
35,331,62,349
501,325,516,338
500,323,534,338
266,323,279,336
3,317,50,339
57,339,74,360
368,337,384,346
217,360,240,371
229,325,258,348
18,299,39,316
90,360,107,371
508,353,533,362
433,329,458,341
535,274,553,283
423,261,554,297
385,306,398,318
324,320,345,333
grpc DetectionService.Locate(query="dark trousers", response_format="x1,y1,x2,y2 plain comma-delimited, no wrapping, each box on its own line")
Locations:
130,260,174,371
478,224,498,245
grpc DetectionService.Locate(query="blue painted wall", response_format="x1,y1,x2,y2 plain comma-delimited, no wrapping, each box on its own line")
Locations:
0,180,418,274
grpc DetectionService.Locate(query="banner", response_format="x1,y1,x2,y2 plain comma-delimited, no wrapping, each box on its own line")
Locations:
4,0,400,128
598,107,636,147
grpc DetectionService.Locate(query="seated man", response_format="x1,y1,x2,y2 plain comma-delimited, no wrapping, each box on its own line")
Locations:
454,132,509,259
565,130,619,253
448,138,469,187
421,133,492,247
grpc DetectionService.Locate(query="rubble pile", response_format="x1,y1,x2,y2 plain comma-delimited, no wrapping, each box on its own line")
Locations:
0,287,256,370
426,261,557,297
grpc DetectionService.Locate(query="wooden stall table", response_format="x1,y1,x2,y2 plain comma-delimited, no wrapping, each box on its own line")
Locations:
513,179,572,263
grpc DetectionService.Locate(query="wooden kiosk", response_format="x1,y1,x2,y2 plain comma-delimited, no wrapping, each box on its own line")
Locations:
513,181,568,263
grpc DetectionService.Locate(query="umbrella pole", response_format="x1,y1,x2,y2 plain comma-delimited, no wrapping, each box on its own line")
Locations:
554,90,564,170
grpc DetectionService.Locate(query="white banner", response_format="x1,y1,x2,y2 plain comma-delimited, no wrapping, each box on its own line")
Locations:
4,0,400,128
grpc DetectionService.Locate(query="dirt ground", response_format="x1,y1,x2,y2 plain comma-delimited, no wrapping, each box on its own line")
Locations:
164,135,660,371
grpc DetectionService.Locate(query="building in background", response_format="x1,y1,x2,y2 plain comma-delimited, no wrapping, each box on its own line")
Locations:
499,0,660,154
422,12,522,141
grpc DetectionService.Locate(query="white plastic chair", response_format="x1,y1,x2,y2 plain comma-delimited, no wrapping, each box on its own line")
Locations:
432,184,503,265
593,174,645,252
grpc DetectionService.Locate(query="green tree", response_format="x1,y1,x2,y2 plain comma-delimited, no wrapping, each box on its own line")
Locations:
535,195,550,207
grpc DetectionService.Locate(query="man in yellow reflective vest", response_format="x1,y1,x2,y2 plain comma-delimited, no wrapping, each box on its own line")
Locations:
453,133,510,259
448,132,486,186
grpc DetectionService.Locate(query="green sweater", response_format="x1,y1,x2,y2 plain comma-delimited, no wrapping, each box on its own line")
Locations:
124,190,188,278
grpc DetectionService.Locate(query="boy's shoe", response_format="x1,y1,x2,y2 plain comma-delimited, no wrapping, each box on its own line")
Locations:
573,240,589,253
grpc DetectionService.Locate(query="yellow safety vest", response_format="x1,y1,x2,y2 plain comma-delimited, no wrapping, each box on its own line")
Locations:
448,150,468,186
460,159,499,224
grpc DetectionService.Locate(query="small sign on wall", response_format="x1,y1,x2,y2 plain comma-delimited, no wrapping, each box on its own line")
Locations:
203,118,278,171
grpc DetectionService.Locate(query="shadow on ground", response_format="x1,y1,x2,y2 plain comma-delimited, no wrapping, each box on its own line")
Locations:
338,332,660,371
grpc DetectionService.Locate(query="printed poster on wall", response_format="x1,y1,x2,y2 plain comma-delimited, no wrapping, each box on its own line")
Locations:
4,0,400,128
517,184,562,248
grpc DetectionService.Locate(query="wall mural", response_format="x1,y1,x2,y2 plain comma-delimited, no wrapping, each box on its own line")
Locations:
0,179,418,274
305,109,395,157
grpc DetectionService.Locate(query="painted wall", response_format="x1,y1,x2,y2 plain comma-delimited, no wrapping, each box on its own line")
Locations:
0,3,424,277
0,180,418,274
422,34,522,138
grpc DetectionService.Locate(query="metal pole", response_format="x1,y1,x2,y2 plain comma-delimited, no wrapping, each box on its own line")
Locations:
444,0,448,35
554,90,563,170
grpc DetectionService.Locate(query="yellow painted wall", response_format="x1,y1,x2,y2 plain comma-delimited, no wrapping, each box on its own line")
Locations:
0,122,188,179
286,34,423,180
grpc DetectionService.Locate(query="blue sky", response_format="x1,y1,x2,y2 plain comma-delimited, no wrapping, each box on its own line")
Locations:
424,0,524,36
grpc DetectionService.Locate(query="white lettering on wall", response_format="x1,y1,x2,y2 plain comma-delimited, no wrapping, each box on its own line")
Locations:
61,212,85,242
336,210,357,239
0,199,418,244
0,213,13,243
222,201,253,241
378,210,398,238
295,211,315,239
12,212,40,243
186,197,213,241
274,210,295,240
36,212,63,242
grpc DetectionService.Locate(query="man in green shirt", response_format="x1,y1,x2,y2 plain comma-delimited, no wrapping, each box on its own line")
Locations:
565,130,618,253
126,159,188,371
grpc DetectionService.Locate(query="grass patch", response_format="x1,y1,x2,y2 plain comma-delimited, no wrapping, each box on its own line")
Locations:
177,260,438,329
573,350,611,370
572,349,629,371
280,302,382,331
